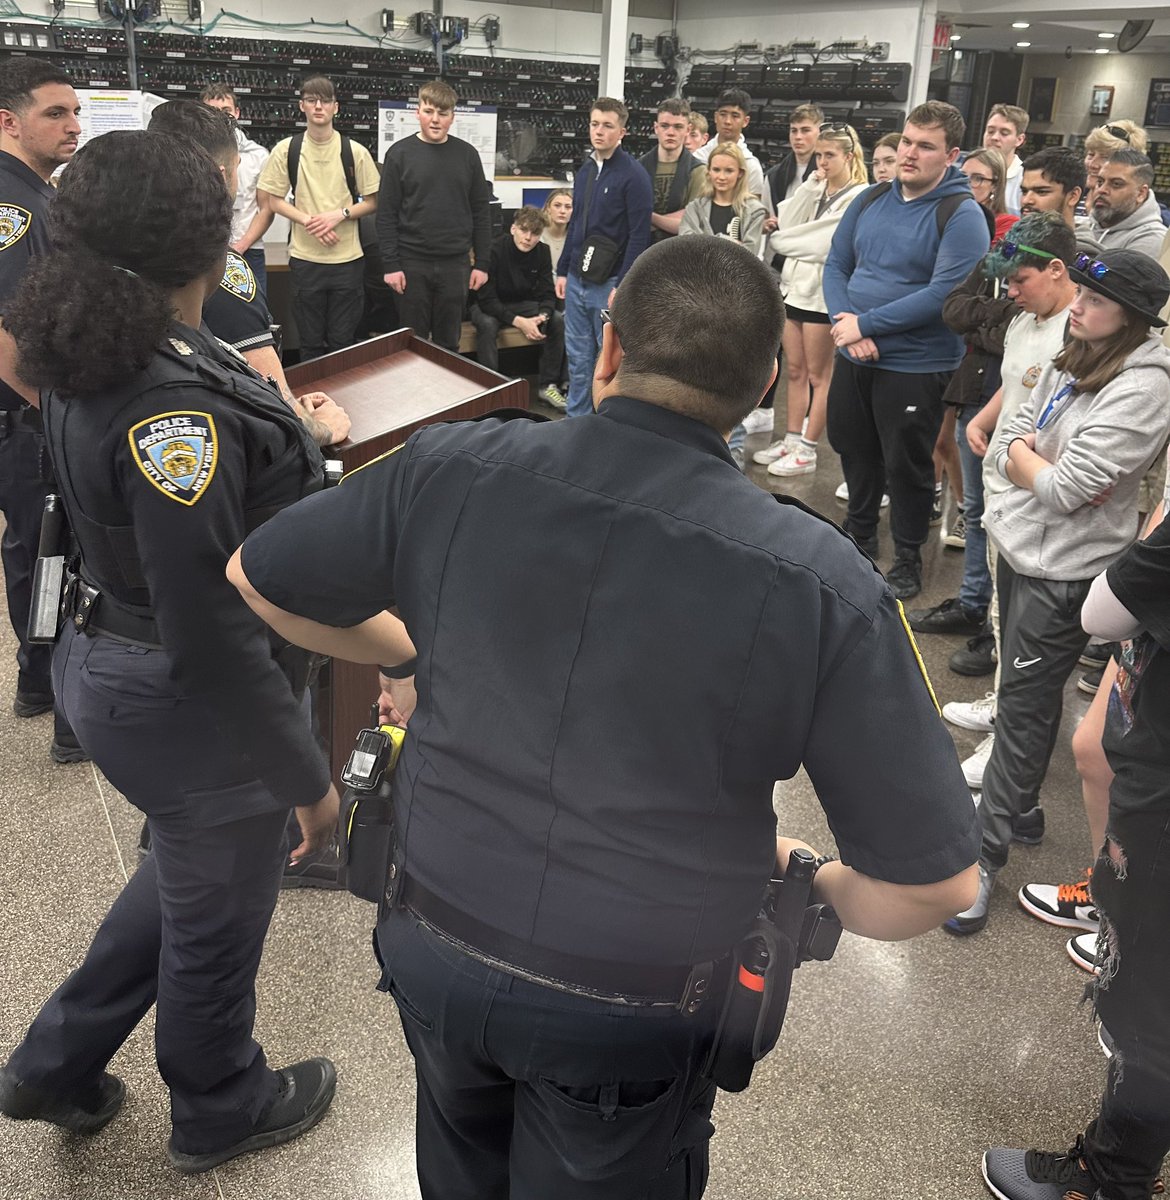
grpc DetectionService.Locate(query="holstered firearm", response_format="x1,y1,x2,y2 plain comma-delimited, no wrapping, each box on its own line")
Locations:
705,848,843,1092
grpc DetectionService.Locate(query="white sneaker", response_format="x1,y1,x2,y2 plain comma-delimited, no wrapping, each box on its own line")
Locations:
961,732,995,789
1067,931,1102,975
752,433,798,466
834,480,890,508
943,691,996,732
768,446,817,477
742,407,774,434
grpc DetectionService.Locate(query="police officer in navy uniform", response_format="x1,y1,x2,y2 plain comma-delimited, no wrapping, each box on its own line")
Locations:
232,236,981,1198
0,131,339,1171
148,100,351,451
0,58,86,760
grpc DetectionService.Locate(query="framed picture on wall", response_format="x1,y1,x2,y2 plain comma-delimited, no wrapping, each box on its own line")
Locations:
1029,76,1059,124
1090,85,1115,118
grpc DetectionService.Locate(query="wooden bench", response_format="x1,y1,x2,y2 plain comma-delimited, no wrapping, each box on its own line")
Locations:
457,321,533,355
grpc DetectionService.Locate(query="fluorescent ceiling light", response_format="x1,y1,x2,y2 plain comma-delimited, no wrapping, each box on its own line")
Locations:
1097,32,1115,38
1011,21,1030,28
950,33,961,40
1094,46,1110,53
1015,40,1031,47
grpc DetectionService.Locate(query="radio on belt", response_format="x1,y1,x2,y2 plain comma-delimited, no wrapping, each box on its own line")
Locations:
338,721,406,903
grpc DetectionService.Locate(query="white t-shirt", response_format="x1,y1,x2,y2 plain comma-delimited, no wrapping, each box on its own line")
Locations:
693,134,764,199
984,302,1072,498
232,129,270,247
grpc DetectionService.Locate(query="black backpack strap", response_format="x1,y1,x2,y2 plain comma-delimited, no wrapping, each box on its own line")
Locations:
287,131,304,199
853,180,892,219
340,135,360,204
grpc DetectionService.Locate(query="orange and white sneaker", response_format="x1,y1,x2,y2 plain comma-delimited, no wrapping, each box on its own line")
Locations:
1018,870,1099,931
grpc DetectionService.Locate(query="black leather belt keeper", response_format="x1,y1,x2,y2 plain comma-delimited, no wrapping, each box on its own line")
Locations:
401,873,715,1008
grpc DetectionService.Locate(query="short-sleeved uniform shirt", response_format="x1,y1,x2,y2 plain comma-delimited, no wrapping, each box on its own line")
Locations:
242,397,980,966
0,150,55,409
44,322,330,812
258,131,381,265
1104,509,1170,814
202,251,274,354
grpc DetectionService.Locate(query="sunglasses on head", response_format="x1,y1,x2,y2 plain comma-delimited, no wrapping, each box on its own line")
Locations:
1000,240,1058,262
1103,124,1131,143
819,124,856,155
1073,252,1110,280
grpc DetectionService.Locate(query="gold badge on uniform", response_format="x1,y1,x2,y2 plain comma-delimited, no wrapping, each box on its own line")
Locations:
0,204,32,252
220,251,257,303
128,410,219,506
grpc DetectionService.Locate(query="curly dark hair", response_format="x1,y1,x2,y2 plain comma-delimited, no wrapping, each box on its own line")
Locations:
7,129,231,395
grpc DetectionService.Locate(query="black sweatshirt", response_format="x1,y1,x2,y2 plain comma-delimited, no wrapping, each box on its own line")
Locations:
377,134,493,271
475,234,555,324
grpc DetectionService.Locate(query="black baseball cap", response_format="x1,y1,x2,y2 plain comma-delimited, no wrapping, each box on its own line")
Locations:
1068,247,1170,328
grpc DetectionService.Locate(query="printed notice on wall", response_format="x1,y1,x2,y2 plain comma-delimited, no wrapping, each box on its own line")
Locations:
75,90,147,149
378,101,498,180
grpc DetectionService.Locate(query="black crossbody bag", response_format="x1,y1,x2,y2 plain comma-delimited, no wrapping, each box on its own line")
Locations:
577,161,622,283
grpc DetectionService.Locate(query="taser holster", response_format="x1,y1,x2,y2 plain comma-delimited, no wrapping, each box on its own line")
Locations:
338,723,406,904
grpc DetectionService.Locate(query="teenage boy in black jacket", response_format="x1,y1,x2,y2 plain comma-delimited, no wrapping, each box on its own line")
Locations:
470,206,565,407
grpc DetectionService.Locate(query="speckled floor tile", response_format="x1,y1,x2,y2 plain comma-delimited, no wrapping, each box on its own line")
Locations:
1,429,1157,1200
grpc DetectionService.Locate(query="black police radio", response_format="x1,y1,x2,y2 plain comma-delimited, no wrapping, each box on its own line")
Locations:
339,721,406,904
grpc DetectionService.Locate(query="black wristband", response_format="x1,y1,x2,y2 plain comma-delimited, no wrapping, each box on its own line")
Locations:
379,657,417,679
813,854,838,871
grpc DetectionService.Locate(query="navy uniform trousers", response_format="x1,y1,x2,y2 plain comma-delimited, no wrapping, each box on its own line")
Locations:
6,624,288,1154
375,906,721,1200
0,417,53,697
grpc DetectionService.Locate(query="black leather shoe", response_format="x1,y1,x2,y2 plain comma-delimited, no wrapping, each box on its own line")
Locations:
885,551,922,601
168,1057,337,1174
950,631,997,676
0,1067,125,1134
50,730,90,765
13,690,53,718
906,597,986,634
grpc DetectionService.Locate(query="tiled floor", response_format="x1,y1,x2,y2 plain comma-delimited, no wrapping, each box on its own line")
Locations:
0,411,1135,1200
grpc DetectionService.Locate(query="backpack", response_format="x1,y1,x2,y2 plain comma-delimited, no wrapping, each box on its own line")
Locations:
853,180,971,238
286,131,361,204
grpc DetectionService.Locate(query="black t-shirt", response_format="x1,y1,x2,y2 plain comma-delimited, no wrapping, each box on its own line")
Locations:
709,202,734,238
240,397,979,965
201,251,275,353
1103,508,1170,813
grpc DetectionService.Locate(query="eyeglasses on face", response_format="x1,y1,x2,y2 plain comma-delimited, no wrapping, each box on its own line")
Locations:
1001,240,1058,262
1073,252,1110,280
965,172,994,187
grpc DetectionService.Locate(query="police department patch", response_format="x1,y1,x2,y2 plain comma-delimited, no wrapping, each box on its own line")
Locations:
0,204,32,252
220,251,257,303
128,411,219,506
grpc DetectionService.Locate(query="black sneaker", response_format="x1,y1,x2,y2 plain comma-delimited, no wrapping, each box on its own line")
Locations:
1079,641,1115,669
168,1057,337,1174
281,841,343,891
1077,668,1104,696
982,1138,1097,1200
0,1066,125,1134
13,690,53,718
906,597,986,634
1011,805,1045,846
950,631,997,677
885,551,922,601
50,730,90,765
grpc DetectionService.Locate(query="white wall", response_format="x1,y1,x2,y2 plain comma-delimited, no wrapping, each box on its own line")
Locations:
1016,51,1164,137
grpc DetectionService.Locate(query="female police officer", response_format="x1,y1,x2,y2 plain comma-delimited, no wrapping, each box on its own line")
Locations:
0,130,339,1172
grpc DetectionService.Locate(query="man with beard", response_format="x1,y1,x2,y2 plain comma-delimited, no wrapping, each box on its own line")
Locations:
1085,149,1166,258
1019,146,1085,229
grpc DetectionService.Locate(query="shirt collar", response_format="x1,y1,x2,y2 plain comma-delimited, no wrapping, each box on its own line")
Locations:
595,395,736,465
0,150,55,199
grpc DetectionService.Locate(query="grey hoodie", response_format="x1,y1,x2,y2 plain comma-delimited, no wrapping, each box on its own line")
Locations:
1085,191,1168,259
986,332,1170,580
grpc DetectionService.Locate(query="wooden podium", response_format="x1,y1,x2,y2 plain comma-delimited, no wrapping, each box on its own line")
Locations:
284,329,530,781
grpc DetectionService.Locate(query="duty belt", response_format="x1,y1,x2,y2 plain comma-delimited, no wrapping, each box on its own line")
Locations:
62,575,162,649
401,873,719,1012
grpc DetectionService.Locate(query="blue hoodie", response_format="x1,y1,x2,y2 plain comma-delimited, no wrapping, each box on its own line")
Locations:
822,166,991,373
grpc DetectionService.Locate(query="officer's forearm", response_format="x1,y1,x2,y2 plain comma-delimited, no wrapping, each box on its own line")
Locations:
227,548,415,665
243,345,294,403
814,861,981,941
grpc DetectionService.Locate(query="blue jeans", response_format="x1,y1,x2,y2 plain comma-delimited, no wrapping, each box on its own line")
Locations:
955,405,993,613
564,273,616,418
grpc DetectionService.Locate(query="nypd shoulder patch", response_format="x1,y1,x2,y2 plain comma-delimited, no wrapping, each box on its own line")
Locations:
0,205,32,253
220,251,257,303
128,410,219,506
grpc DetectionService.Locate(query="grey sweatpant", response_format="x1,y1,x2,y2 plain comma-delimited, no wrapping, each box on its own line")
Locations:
978,558,1092,871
